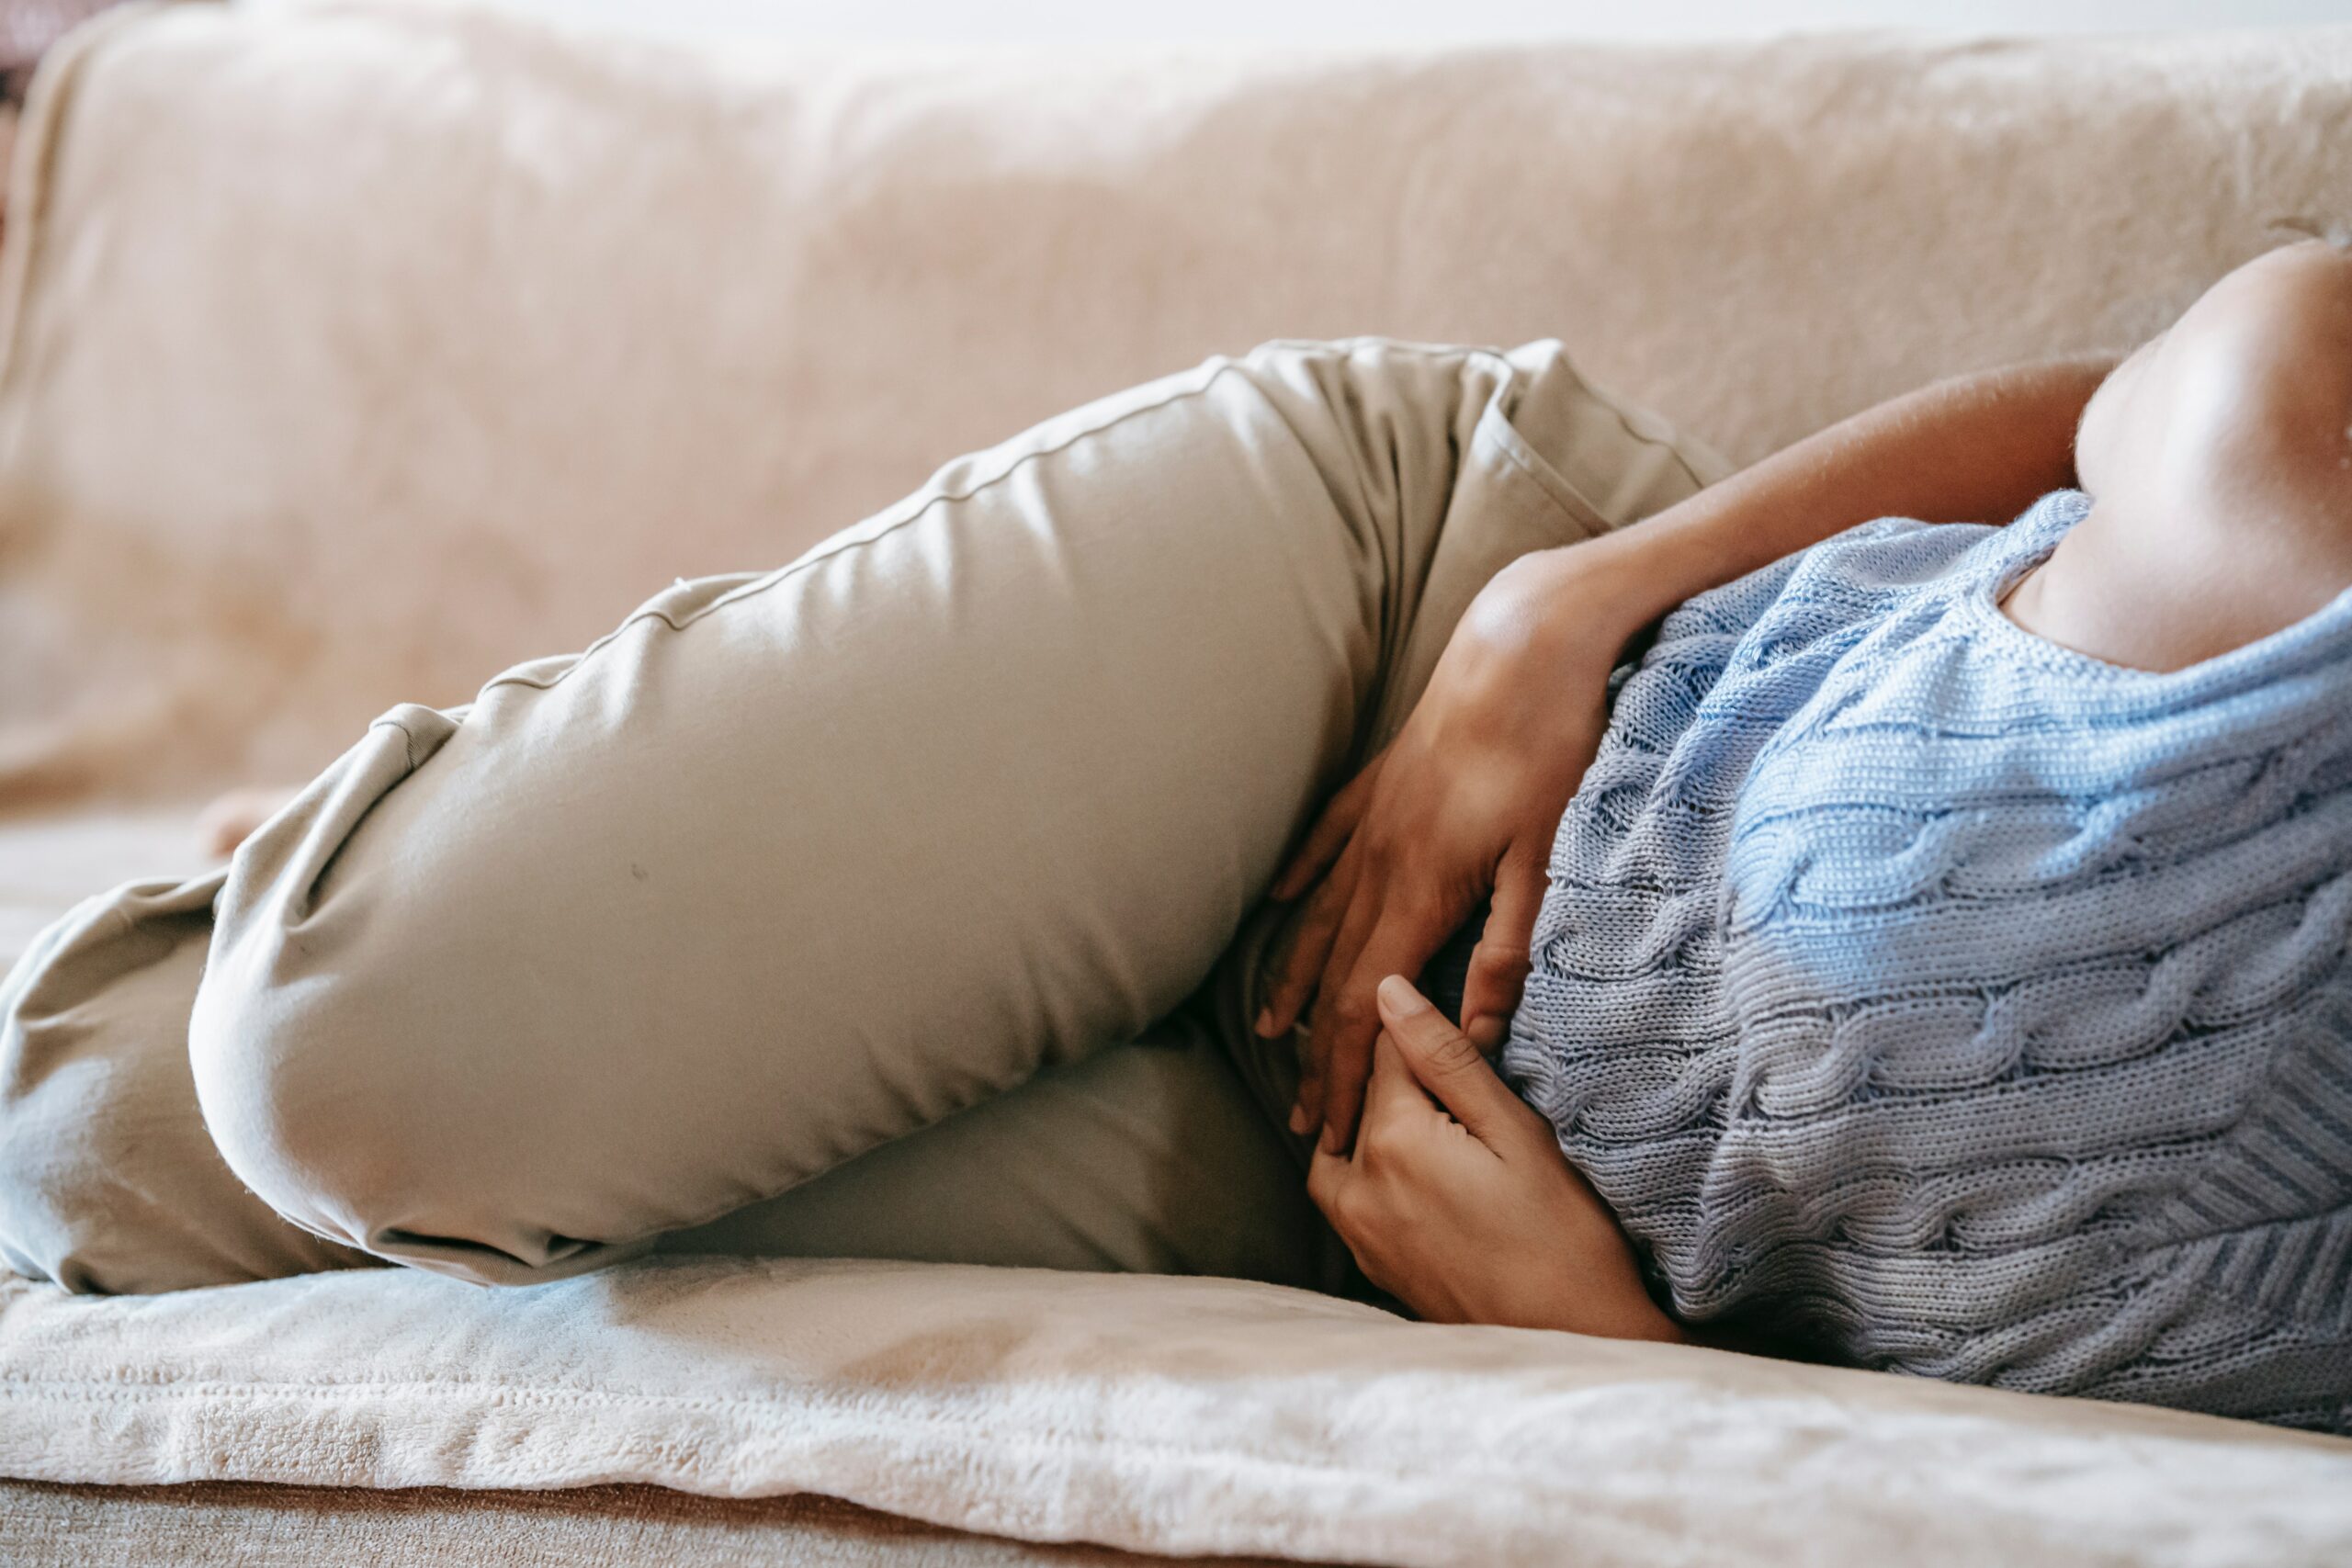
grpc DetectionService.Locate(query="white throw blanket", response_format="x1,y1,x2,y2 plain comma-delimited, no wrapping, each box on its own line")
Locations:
6,1256,2352,1566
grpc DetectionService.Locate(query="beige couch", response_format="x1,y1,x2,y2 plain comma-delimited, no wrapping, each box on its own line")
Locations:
3,3,2351,1563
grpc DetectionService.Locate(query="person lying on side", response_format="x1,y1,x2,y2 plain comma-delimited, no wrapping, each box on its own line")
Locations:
1270,232,2352,1428
7,233,2346,1437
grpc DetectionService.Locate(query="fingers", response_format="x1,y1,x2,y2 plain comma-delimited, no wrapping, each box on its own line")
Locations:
1306,1137,1347,1219
1295,870,1385,1138
1256,837,1363,1044
1270,750,1385,902
1315,906,1451,1153
1375,974,1534,1150
1458,846,1546,1051
1358,1032,1441,1148
1259,750,1396,1042
1309,1041,1420,1182
1307,1038,1438,1267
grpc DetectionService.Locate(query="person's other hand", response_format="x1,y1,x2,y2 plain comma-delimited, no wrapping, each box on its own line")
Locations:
1306,976,1681,1341
1256,544,1637,1150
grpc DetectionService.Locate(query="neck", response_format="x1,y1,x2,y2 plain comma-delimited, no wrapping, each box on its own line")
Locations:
2000,487,2352,672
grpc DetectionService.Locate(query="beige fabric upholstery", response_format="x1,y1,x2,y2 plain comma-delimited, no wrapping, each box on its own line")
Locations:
4,4,2350,803
0,1479,1269,1567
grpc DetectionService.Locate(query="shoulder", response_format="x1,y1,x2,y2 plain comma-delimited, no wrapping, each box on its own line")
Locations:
2003,481,2352,674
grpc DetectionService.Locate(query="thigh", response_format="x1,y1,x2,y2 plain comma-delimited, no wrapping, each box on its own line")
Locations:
652,993,1354,1292
188,337,1715,1284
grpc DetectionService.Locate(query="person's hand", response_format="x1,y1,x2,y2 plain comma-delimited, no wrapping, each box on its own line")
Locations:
1256,543,1642,1151
1306,975,1683,1341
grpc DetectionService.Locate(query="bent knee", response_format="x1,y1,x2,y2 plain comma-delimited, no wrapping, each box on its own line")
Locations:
184,705,610,1283
187,936,422,1260
188,954,645,1286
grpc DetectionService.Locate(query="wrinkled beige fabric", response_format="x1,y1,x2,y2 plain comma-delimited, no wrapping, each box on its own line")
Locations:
0,867,374,1290
6,334,1712,1291
180,336,1703,1283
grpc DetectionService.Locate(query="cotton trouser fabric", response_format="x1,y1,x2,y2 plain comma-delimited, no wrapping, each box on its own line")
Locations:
0,338,1716,1294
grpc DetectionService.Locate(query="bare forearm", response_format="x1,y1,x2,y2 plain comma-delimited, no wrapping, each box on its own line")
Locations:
1566,355,2117,639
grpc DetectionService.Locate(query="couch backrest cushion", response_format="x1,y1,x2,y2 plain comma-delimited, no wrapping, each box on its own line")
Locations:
4,1,2348,798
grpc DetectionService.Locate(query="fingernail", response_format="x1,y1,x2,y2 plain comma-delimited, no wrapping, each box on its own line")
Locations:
1466,1014,1505,1050
1377,974,1428,1014
1288,1102,1309,1135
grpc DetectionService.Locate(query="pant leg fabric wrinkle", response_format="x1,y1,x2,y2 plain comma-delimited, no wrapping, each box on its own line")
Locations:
0,337,1714,1294
0,870,380,1294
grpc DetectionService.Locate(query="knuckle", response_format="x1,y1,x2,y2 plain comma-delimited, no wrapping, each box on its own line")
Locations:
1498,840,1548,877
1427,1029,1483,1076
1471,942,1532,982
1331,1182,1375,1233
1378,898,1430,936
1396,883,1453,924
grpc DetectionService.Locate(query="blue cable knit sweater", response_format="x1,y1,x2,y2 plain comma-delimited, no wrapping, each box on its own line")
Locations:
1494,490,2352,1432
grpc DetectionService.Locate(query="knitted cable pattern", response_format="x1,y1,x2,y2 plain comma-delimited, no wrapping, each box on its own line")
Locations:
1500,491,2352,1431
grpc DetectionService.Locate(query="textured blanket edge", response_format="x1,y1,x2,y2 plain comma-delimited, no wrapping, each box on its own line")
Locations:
5,1259,2352,1568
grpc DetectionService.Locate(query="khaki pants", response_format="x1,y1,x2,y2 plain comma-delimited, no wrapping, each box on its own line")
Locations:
0,338,1716,1294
